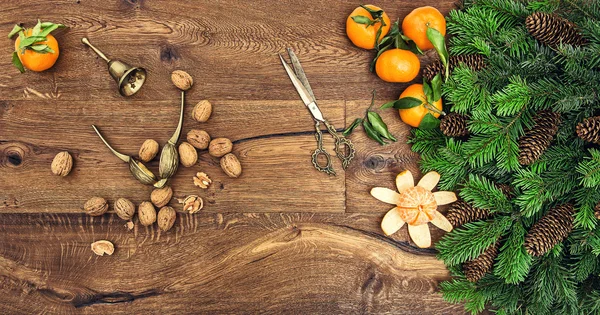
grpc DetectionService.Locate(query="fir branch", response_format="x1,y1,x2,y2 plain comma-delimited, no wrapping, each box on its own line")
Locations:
573,186,600,230
459,174,513,213
420,138,469,190
492,76,531,117
525,253,578,314
437,216,513,266
571,251,597,281
408,128,445,158
494,220,533,284
576,148,600,188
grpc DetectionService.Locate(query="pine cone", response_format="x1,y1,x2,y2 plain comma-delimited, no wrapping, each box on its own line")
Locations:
595,201,600,220
423,54,486,81
518,111,561,165
463,242,499,282
446,200,490,227
576,116,600,144
495,183,514,199
524,204,574,257
526,12,587,48
440,113,469,137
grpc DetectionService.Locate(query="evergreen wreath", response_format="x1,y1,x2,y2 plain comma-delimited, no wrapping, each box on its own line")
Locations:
408,0,600,313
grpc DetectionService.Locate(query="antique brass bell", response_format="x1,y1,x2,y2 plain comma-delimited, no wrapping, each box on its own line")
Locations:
82,37,146,96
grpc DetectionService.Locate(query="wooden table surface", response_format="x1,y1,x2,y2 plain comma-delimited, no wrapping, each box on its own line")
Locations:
0,0,464,313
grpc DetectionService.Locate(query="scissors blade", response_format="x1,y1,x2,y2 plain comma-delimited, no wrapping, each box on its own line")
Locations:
287,48,316,101
279,54,315,105
279,53,325,122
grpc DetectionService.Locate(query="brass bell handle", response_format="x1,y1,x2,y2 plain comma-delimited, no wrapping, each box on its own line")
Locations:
168,91,185,144
92,125,130,163
82,37,110,63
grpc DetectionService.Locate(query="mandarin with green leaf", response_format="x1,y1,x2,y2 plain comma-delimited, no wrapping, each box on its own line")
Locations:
398,83,442,127
346,5,391,50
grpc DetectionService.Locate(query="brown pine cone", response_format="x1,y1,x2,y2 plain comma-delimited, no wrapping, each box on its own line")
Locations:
595,201,600,220
526,12,587,48
423,54,486,81
440,113,469,137
446,200,490,227
463,242,499,282
495,183,514,199
576,116,600,144
518,111,561,165
524,204,574,257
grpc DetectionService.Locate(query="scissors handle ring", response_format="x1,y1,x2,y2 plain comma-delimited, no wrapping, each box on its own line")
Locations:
323,120,356,169
334,136,355,169
312,121,336,175
311,148,335,175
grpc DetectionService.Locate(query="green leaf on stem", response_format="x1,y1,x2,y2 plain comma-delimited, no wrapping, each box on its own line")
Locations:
359,5,384,19
12,52,25,73
8,25,22,39
351,15,372,26
367,112,397,141
343,118,363,136
431,73,442,102
426,27,449,81
39,24,60,38
18,36,47,50
423,79,434,104
381,96,423,109
419,113,441,129
31,20,42,36
362,120,386,145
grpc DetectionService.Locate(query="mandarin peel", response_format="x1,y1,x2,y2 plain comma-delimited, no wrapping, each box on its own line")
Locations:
371,170,456,248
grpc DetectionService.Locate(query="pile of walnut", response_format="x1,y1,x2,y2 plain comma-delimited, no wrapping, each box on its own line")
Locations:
80,70,244,256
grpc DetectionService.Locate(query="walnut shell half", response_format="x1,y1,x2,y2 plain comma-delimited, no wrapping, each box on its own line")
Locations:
91,240,114,256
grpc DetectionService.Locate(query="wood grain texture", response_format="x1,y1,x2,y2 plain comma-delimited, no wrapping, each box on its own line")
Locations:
0,212,462,314
0,99,345,213
0,0,465,313
0,0,453,102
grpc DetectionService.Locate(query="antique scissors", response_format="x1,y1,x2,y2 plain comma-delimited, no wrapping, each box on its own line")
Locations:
279,48,355,175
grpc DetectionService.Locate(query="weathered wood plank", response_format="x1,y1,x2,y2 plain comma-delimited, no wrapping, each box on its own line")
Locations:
0,99,345,213
344,100,423,214
0,0,453,102
0,212,463,314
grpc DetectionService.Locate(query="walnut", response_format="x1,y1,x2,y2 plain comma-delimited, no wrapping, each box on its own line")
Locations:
91,240,114,256
84,197,109,216
192,100,212,122
171,70,193,91
208,138,233,157
220,153,242,178
51,151,73,176
114,197,135,220
181,195,203,214
151,186,173,208
138,201,157,226
178,142,198,167
157,206,176,232
193,172,212,189
187,129,211,150
139,139,159,162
